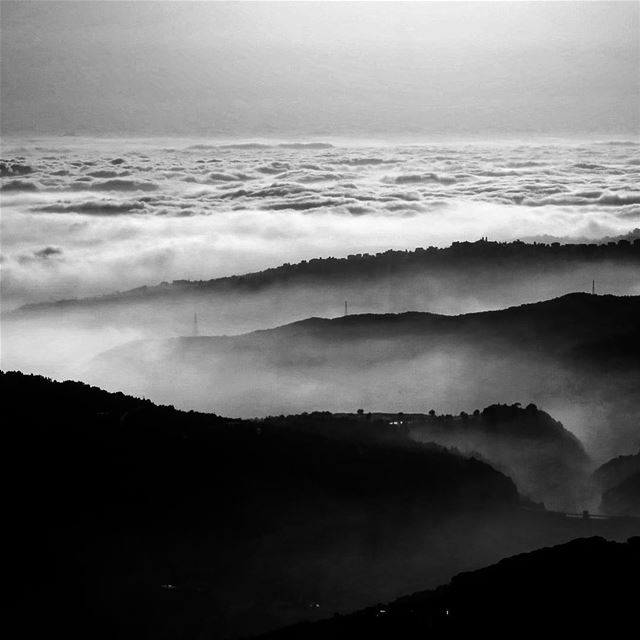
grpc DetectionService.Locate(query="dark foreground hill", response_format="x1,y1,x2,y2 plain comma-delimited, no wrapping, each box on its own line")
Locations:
87,293,640,466
256,537,640,638
5,372,639,639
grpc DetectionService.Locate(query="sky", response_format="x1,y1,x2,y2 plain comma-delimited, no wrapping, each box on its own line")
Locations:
1,1,639,138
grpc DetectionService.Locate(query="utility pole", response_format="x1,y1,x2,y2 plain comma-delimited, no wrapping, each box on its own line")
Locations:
592,280,595,295
344,300,348,316
193,312,199,336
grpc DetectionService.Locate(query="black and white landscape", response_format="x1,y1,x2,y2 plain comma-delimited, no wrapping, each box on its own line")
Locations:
1,2,639,638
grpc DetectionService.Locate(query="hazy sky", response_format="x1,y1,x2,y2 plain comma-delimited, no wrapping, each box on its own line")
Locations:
1,1,639,137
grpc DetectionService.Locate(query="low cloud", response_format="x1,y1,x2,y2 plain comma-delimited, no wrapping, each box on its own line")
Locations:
34,200,146,215
1,179,39,191
86,170,128,179
207,172,252,182
2,138,639,310
81,179,159,192
524,191,640,207
34,246,63,259
390,173,457,185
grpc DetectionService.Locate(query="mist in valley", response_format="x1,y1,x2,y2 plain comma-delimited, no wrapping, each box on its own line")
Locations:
4,243,639,380
77,293,640,490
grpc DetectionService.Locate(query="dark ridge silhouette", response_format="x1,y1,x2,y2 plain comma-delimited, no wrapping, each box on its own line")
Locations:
255,537,640,638
5,371,638,639
1,370,514,640
9,238,640,316
96,293,640,364
294,291,637,342
601,473,640,517
3,370,522,523
268,404,590,508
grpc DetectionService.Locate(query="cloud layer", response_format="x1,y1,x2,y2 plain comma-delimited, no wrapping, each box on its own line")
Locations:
1,137,639,309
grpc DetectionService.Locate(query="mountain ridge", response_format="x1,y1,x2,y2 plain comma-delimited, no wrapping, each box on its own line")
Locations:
84,292,640,472
8,239,640,316
97,292,640,357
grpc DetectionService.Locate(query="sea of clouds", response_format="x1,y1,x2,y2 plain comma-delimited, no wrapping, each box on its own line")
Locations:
1,137,639,309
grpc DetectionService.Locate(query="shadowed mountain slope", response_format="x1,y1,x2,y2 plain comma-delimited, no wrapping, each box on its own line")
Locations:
256,537,640,638
87,294,640,464
408,403,590,509
2,370,520,526
266,404,591,510
94,292,640,365
5,372,638,639
1,371,515,639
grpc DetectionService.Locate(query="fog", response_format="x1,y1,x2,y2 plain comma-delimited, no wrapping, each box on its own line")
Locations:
72,317,638,512
3,138,639,486
5,198,638,309
4,258,639,380
72,297,640,473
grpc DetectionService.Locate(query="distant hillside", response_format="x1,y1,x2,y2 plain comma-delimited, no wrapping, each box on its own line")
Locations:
256,537,640,638
86,294,640,465
5,238,639,393
5,240,639,345
267,404,590,509
11,238,640,315
94,293,640,369
408,403,590,509
97,291,640,358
